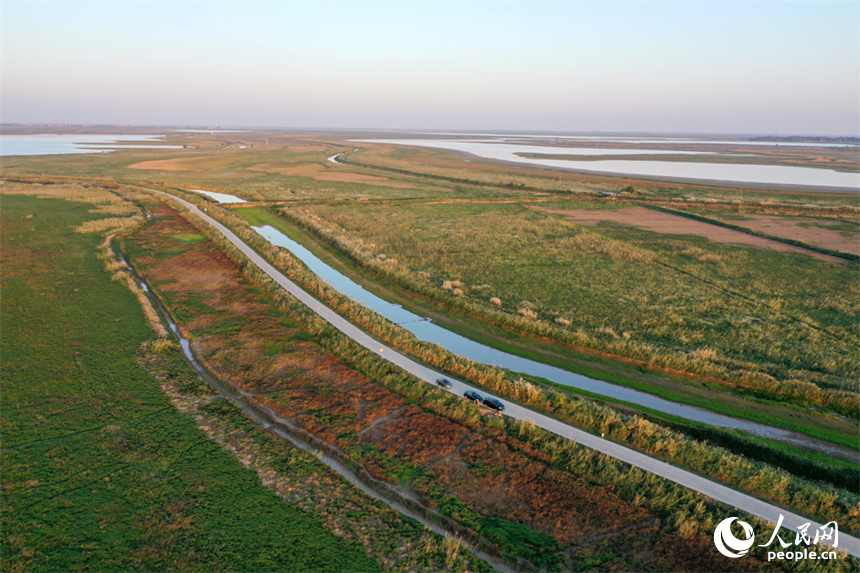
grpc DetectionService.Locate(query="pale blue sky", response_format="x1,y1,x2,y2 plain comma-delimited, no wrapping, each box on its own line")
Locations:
2,1,857,134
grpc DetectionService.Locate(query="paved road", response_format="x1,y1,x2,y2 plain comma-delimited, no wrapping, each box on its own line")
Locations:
146,187,859,559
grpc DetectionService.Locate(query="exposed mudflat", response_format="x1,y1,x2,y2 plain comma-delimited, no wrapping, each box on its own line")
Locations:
533,205,846,262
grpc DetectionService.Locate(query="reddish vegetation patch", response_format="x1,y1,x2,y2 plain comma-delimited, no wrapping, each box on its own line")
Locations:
433,435,646,544
366,409,472,467
534,205,843,261
716,214,859,256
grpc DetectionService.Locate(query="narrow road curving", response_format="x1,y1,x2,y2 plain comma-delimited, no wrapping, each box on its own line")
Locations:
143,187,859,559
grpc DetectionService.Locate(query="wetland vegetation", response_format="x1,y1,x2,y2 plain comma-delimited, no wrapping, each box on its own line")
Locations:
2,129,857,571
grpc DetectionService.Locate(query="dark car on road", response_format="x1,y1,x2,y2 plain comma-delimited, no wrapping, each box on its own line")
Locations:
436,378,453,389
482,397,505,412
463,390,482,403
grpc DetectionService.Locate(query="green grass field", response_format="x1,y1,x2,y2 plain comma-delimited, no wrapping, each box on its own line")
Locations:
277,199,858,400
1,194,380,572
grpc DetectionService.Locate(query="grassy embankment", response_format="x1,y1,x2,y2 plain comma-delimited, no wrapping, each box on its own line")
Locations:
0,192,381,572
243,202,858,430
121,188,855,571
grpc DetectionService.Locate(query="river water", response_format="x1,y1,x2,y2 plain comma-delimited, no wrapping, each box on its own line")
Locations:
251,223,852,458
185,188,247,204
0,133,181,156
356,138,860,190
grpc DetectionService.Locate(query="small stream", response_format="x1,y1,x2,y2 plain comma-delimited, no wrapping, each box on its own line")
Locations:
251,225,856,460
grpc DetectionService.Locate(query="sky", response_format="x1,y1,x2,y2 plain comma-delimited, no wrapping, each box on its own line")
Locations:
2,1,858,135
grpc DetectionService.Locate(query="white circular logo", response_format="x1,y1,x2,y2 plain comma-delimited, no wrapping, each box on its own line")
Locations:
713,517,755,558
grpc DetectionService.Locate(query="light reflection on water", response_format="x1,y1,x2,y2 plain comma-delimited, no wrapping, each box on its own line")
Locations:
0,133,180,156
355,138,860,190
185,188,246,204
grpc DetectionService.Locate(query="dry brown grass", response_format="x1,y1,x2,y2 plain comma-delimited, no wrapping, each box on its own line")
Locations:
248,162,416,188
126,155,240,171
250,163,327,176
534,205,843,261
286,145,328,153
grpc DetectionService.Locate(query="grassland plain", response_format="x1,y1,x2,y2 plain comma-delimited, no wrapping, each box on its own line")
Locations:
117,189,846,572
4,139,856,448
3,133,491,204
0,184,491,572
0,193,382,572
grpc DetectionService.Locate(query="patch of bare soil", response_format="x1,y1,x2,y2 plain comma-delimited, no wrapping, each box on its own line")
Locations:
720,214,859,256
286,145,328,153
248,163,416,188
535,205,844,262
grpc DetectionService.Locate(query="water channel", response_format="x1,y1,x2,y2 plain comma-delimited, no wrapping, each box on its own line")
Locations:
252,223,853,459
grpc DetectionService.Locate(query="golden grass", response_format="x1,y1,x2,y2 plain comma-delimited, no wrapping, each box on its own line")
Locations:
1,180,127,206
76,216,145,235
